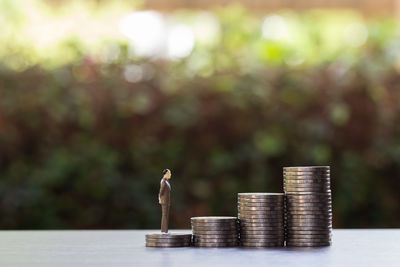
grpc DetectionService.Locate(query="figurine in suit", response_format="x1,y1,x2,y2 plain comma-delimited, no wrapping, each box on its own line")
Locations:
159,169,171,233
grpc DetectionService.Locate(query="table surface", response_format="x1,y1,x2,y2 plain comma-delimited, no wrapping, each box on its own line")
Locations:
0,229,398,267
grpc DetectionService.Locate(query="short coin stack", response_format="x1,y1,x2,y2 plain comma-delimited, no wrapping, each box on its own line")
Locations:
238,193,285,247
191,216,239,247
283,166,332,247
145,233,192,247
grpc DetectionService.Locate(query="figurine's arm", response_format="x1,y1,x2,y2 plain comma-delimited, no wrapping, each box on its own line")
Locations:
158,181,165,204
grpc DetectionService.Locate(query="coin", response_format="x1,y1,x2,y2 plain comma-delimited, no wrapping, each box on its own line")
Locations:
238,192,284,197
146,236,192,242
283,182,331,188
194,243,238,247
286,233,332,237
286,217,332,222
145,239,191,245
285,189,331,194
284,184,331,189
285,206,332,211
284,183,330,188
192,229,238,234
238,210,284,215
240,238,284,243
286,241,331,247
286,197,332,202
240,225,284,230
239,203,284,208
286,223,332,229
240,221,284,228
192,228,237,233
192,233,238,238
240,237,284,242
284,189,331,193
241,239,284,244
283,171,331,178
145,233,192,239
238,195,284,200
284,166,330,170
193,238,238,243
286,226,331,231
286,193,332,198
286,207,332,212
286,230,331,235
146,243,191,247
238,205,283,210
241,241,284,247
284,171,330,175
286,229,331,233
285,205,331,210
285,217,332,222
238,201,283,204
193,239,238,244
285,212,332,217
286,202,332,207
284,173,330,177
286,221,332,226
192,222,238,226
238,199,284,207
191,216,237,222
286,190,331,195
191,224,238,229
240,229,285,234
239,212,284,217
285,212,332,216
191,223,238,226
145,239,191,244
286,237,331,242
284,177,330,182
193,244,239,248
238,200,284,205
239,216,284,221
193,243,238,246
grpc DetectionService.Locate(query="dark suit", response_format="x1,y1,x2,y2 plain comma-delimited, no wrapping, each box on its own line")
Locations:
159,178,171,233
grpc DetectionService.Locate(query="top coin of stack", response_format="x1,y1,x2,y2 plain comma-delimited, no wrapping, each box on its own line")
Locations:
145,233,192,247
283,166,332,247
238,193,285,247
191,216,239,247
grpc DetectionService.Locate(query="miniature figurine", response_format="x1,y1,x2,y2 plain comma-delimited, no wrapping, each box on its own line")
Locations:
159,169,171,233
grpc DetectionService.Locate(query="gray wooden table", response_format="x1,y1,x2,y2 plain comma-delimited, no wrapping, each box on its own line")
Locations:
0,229,398,267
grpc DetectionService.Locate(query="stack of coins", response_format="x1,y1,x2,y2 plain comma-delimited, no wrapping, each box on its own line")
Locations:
238,193,285,247
283,166,332,247
145,233,192,247
191,217,239,247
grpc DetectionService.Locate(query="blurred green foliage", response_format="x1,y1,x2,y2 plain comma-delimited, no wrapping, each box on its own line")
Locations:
1,3,400,229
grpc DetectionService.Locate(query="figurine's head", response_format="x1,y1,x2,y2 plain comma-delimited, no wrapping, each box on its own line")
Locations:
163,169,171,180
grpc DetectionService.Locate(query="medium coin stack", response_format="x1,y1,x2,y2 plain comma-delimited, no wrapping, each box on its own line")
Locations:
284,166,332,247
191,216,239,247
145,233,192,247
238,193,285,247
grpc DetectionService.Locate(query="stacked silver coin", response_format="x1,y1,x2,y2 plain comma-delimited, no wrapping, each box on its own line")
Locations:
238,193,285,247
191,216,239,247
145,233,192,247
284,166,332,247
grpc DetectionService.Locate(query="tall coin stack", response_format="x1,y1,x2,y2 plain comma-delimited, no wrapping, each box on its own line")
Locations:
283,166,332,247
191,217,239,247
145,233,192,247
238,193,285,247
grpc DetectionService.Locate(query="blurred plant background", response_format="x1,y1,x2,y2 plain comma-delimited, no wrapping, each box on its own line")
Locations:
1,0,400,229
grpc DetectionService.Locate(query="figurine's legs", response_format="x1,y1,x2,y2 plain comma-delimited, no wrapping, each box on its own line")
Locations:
161,204,170,233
